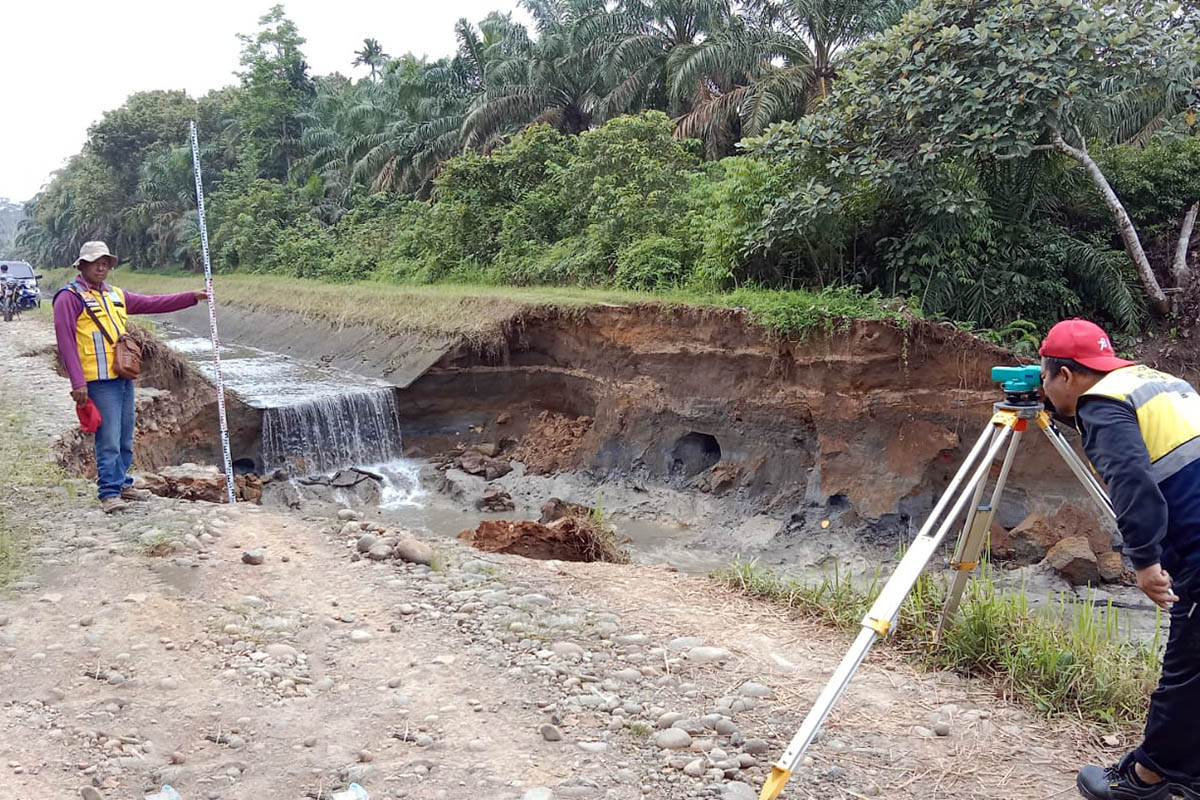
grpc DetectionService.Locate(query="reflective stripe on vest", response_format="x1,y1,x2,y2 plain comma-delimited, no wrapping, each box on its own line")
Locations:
1083,365,1200,483
69,282,129,382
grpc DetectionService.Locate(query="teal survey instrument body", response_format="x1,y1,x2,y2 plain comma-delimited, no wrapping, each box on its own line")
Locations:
760,365,1116,799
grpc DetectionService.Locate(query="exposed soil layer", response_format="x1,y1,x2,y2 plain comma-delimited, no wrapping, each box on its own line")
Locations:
459,518,630,563
399,306,1114,556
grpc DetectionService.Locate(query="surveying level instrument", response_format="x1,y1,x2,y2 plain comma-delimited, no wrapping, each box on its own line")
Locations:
759,365,1119,800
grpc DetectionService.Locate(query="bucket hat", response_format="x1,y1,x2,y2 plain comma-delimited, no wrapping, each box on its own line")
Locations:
73,241,117,268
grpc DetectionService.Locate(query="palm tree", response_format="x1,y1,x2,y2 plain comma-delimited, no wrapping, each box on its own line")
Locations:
599,0,732,119
460,0,616,150
670,0,911,155
353,38,389,81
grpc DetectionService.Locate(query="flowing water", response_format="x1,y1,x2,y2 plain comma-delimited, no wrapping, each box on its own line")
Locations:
162,328,406,476
260,389,404,475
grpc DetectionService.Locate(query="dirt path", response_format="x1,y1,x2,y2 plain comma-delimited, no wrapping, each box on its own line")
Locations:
0,316,1108,800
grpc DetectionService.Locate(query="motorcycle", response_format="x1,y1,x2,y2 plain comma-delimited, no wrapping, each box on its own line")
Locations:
0,280,18,323
0,261,44,321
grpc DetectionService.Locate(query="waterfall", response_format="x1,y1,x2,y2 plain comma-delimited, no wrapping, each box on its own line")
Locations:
261,387,404,476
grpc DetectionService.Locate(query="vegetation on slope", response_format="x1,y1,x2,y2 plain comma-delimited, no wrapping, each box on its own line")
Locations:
10,0,1199,340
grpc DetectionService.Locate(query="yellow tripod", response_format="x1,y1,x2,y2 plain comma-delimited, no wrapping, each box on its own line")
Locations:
760,373,1117,799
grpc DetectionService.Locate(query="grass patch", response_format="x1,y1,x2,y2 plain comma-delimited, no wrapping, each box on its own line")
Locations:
38,267,916,347
716,559,1161,727
0,409,68,587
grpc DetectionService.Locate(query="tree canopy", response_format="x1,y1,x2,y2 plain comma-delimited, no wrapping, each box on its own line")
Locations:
15,0,1200,338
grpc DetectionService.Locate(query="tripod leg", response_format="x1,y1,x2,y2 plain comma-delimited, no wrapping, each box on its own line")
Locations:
937,427,1024,638
759,416,1017,800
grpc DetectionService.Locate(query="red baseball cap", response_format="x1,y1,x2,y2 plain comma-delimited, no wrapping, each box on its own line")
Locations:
1038,318,1135,372
76,398,102,434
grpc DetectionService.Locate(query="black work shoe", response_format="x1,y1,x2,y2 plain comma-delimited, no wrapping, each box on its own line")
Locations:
1076,754,1171,800
1169,781,1200,800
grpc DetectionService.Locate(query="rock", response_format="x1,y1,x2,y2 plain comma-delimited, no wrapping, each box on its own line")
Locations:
933,721,952,737
337,509,362,521
394,537,435,566
458,450,513,481
142,464,229,503
476,486,515,513
738,682,773,698
340,522,362,537
551,641,585,659
995,513,1047,562
668,636,704,650
720,782,757,800
683,758,705,777
540,724,564,742
159,677,179,690
913,726,934,738
265,643,299,663
438,469,487,503
1098,551,1127,583
742,738,769,755
107,672,126,686
539,498,592,524
350,630,373,643
1044,537,1102,585
368,544,394,561
496,412,511,425
80,789,103,800
655,729,693,750
358,749,374,763
472,442,501,458
242,550,265,566
686,646,731,664
521,789,554,800
356,534,377,553
577,741,608,754
657,712,686,729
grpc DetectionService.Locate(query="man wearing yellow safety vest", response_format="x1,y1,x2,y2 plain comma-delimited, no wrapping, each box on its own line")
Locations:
1038,319,1200,800
52,241,208,514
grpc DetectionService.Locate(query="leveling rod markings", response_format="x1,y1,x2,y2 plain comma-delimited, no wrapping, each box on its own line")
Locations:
189,120,236,505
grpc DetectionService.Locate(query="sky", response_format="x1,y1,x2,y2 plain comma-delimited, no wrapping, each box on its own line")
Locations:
0,0,529,204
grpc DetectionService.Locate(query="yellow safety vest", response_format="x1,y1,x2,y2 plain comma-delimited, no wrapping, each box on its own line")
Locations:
68,281,129,382
1082,365,1200,483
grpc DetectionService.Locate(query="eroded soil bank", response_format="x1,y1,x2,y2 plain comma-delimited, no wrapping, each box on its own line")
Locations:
138,302,1148,601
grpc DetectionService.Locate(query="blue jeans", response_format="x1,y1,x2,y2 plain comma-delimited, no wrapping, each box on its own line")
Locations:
87,378,135,500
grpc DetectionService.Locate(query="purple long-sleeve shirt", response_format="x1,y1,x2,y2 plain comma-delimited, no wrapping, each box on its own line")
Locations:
53,275,198,388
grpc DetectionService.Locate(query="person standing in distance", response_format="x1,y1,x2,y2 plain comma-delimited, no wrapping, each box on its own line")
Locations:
53,241,208,513
1038,319,1200,800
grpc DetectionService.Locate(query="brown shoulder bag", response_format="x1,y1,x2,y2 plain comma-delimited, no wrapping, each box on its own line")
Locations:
73,286,143,380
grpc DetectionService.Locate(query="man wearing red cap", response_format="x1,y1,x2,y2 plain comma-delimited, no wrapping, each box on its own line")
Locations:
1039,318,1200,800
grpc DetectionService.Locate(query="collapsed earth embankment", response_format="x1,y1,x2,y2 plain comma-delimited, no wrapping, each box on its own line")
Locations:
119,287,1124,582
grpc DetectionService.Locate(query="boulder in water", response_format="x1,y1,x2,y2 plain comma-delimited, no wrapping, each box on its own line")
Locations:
539,498,591,524
477,486,515,513
457,450,513,481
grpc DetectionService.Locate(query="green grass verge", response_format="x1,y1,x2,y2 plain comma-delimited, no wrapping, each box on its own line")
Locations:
39,268,914,346
716,559,1161,728
0,410,67,587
